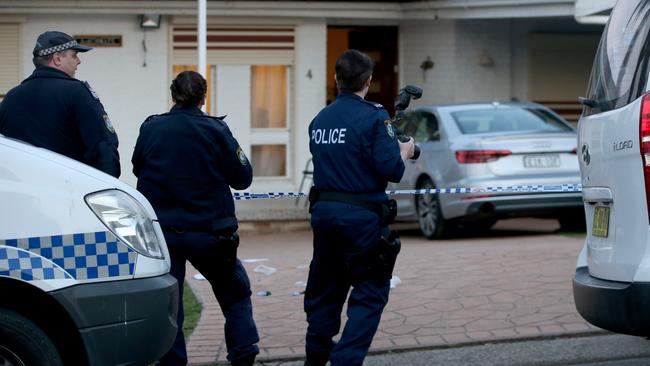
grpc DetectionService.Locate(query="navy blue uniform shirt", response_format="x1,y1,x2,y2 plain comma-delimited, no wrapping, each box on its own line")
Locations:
0,67,120,177
132,105,252,232
309,92,405,201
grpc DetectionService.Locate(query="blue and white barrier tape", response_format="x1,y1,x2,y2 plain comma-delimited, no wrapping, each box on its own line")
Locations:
233,183,582,201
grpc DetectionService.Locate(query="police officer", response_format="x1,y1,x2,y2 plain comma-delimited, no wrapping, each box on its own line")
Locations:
304,49,415,366
0,31,120,177
132,71,259,366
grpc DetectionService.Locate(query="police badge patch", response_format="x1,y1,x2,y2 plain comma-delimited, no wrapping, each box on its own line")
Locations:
103,114,115,134
384,119,395,139
236,147,248,166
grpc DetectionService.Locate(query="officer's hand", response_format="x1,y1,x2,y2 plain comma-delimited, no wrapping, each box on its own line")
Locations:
398,137,415,161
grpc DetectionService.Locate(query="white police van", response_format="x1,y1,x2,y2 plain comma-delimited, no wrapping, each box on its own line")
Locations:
573,0,650,336
0,134,178,365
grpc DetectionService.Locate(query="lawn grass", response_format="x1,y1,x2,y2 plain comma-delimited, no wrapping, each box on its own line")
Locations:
183,284,202,337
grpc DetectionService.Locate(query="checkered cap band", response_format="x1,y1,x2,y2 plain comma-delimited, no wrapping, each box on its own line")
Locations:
37,40,79,57
0,231,136,281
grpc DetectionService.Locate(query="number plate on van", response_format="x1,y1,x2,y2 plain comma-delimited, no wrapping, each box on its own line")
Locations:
592,206,610,238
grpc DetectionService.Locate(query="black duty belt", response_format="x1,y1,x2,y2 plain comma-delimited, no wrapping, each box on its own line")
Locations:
309,188,397,225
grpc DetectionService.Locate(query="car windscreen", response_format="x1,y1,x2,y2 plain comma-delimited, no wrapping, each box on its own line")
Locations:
452,108,573,135
583,0,650,116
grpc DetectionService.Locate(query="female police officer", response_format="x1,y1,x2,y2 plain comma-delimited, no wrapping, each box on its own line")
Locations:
132,71,259,366
304,50,415,366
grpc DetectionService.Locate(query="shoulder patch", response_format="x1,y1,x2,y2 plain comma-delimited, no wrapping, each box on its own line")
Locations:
103,114,115,134
82,81,100,101
384,119,396,139
236,146,249,166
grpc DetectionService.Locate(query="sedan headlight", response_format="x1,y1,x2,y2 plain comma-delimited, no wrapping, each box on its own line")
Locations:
85,189,164,259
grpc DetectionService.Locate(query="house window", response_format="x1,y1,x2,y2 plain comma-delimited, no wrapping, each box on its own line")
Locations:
250,65,290,178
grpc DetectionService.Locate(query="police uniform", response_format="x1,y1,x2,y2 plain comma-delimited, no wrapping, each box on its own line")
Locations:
0,32,120,178
132,105,259,366
305,92,405,366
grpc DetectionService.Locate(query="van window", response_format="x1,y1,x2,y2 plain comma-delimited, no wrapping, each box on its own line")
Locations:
584,0,650,116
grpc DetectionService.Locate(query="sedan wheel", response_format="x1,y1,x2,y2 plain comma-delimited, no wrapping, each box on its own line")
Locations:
416,178,447,239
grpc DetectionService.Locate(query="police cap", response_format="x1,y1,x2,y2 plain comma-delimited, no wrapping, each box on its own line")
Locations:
32,31,93,57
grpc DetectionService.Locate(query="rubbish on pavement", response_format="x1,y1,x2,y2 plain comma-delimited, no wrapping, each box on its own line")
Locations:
242,258,269,263
193,273,206,280
253,265,277,276
297,263,309,270
256,290,272,297
294,281,307,287
291,290,305,296
390,275,401,289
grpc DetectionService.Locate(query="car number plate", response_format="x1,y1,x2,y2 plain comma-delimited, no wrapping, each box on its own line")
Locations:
592,206,610,238
523,154,560,168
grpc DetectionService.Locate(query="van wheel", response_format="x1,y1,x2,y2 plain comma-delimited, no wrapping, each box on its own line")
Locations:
0,309,63,366
416,178,448,239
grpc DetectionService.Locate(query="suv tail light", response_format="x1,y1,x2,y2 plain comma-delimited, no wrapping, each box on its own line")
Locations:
455,150,512,164
640,93,650,223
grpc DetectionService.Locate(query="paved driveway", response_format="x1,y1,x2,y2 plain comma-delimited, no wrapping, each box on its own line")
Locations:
184,219,599,365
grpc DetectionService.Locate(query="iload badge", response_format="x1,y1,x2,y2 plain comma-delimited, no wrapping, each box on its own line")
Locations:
236,147,248,166
103,114,115,134
384,119,395,139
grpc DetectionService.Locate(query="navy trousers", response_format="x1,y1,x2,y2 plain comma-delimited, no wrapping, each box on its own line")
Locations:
304,202,391,366
159,229,259,365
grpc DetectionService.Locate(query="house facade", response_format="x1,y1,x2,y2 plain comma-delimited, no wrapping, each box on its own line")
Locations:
0,1,607,219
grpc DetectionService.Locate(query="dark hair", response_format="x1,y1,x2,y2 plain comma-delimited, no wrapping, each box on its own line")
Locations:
334,49,374,93
32,54,54,68
170,70,207,107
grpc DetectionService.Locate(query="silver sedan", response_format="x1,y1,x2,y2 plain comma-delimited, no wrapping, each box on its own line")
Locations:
390,102,583,239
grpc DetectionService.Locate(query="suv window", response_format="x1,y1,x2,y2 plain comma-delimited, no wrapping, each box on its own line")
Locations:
402,111,439,142
452,107,572,135
584,0,650,116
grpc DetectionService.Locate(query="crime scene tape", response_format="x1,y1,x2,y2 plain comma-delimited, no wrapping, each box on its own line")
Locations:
232,183,582,201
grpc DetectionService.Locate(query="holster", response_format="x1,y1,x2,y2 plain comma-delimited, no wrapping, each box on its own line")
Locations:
350,227,401,283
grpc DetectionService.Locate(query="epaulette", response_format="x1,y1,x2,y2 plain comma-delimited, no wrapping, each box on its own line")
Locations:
143,112,170,123
361,99,385,110
206,114,228,127
81,81,101,101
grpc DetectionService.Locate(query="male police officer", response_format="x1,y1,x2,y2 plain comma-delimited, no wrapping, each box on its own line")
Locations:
0,31,120,177
305,49,415,366
132,71,259,366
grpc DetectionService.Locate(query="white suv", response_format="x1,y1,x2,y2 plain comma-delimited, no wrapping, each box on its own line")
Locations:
573,0,650,336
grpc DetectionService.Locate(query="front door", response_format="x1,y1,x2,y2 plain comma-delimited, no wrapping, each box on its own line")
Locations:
327,26,398,115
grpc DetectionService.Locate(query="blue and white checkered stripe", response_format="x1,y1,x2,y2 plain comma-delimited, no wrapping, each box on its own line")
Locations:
232,183,583,201
0,231,136,281
0,247,70,281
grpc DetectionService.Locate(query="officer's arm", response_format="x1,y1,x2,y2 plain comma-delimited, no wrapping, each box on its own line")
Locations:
217,123,253,190
370,112,405,183
131,123,148,178
72,85,121,178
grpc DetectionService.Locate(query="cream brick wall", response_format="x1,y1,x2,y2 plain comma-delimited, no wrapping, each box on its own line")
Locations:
399,19,511,108
293,19,327,189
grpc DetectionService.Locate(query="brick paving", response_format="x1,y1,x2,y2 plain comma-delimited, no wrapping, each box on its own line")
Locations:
184,219,600,365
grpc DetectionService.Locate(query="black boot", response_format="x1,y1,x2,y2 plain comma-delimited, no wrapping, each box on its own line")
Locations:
304,353,328,366
231,354,256,366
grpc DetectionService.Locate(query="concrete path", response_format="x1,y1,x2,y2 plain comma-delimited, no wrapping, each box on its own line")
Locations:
184,219,600,365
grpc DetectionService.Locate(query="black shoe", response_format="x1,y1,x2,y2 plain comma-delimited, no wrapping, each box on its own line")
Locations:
231,354,256,366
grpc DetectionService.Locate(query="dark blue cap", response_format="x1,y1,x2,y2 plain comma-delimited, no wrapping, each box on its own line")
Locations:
32,31,93,57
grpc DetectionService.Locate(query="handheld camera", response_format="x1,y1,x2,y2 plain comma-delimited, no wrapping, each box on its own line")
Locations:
393,85,423,160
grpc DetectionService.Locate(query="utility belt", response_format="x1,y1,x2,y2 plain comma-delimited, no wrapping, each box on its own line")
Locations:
308,188,397,225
